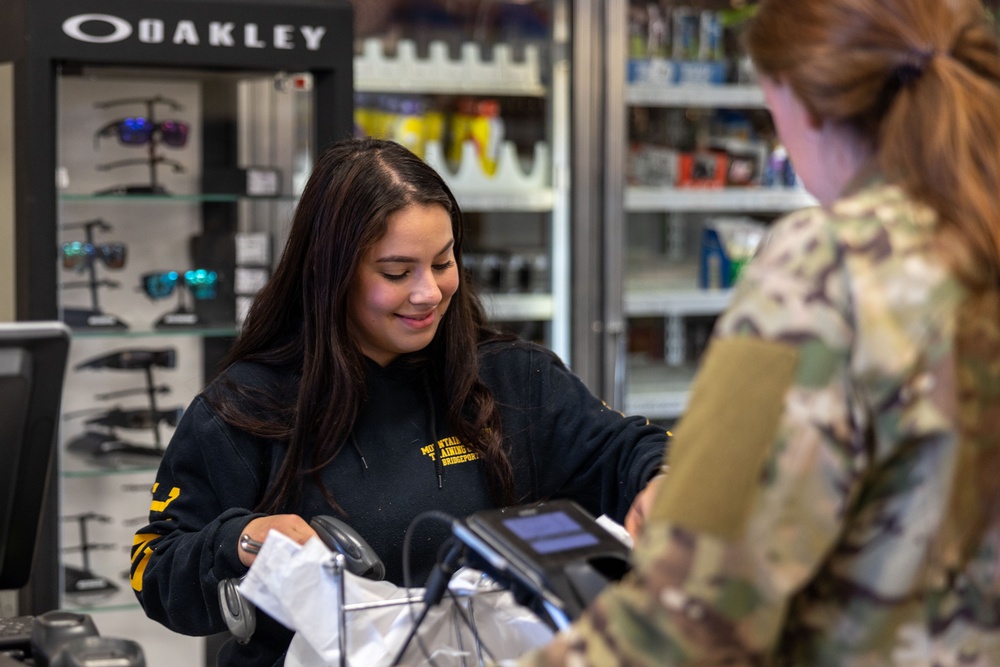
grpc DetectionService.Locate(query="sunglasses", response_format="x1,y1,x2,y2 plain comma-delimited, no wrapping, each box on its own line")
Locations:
65,431,165,462
85,407,183,430
60,241,127,272
141,270,218,300
94,117,189,148
94,385,171,401
77,348,177,371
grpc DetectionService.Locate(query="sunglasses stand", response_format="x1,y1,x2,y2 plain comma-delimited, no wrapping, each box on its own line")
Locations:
155,283,202,329
66,348,179,468
61,512,119,604
93,95,186,196
61,218,128,330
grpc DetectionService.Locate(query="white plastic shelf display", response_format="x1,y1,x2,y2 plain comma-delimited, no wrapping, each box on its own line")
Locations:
424,139,554,212
353,36,560,331
355,38,545,96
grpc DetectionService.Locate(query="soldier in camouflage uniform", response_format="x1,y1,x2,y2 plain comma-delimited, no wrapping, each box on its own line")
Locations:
519,0,1000,664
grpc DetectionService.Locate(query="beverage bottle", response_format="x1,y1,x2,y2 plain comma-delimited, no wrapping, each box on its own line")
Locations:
390,96,427,157
448,97,476,167
468,99,505,176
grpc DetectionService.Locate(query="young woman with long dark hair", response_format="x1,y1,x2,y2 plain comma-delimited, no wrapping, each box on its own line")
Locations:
130,137,668,666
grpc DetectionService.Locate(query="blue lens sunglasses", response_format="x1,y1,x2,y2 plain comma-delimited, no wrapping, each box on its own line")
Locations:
94,117,189,149
140,270,219,301
60,241,127,273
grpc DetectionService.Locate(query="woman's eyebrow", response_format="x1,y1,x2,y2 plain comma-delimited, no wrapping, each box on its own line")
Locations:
375,239,455,263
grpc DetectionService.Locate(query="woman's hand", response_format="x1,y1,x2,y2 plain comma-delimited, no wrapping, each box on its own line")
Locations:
238,514,318,567
624,473,665,542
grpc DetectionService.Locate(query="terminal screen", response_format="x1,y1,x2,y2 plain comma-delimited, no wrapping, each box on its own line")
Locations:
502,511,599,555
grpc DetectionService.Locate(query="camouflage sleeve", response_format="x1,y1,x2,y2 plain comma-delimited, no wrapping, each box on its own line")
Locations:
518,207,859,665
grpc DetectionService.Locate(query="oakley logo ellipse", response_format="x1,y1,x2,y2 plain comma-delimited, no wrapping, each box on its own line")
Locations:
62,14,132,44
61,13,328,51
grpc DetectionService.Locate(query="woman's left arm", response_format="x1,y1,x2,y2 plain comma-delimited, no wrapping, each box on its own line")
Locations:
503,343,669,522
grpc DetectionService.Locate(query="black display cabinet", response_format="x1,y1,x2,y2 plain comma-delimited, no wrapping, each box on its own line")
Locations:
0,0,353,618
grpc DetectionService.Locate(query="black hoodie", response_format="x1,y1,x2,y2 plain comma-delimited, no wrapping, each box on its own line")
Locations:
130,339,667,666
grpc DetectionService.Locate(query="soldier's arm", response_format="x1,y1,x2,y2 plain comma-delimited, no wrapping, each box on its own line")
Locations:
520,208,857,665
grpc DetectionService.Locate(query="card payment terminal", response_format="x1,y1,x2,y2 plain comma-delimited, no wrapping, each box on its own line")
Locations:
452,500,632,631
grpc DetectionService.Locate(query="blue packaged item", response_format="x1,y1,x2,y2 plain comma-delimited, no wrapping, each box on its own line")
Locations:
627,58,677,85
699,226,730,289
699,217,768,289
763,144,798,187
675,60,727,84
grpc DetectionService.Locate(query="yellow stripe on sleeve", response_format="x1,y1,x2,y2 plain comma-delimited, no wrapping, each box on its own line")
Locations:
129,533,163,592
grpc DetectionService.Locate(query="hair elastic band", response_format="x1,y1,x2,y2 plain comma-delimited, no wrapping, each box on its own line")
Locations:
895,48,935,85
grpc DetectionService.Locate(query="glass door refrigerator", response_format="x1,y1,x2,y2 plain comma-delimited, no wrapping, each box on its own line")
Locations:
601,0,816,424
352,0,575,364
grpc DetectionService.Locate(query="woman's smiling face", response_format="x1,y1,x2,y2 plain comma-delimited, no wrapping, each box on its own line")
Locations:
348,203,459,366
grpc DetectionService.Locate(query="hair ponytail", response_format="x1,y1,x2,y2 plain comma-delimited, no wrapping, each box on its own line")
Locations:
879,24,1000,290
745,0,1000,290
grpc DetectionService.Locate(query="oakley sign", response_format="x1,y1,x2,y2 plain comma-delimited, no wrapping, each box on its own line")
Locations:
61,14,328,51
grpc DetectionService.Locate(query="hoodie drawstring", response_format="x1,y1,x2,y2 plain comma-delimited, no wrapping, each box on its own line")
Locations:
350,433,369,471
349,371,442,488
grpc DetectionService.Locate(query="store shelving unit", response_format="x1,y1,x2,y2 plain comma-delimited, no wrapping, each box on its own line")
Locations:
626,185,814,212
352,2,572,362
603,2,817,422
51,68,342,666
3,4,354,665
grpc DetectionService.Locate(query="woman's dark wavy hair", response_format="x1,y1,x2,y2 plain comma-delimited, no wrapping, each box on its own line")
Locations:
209,137,515,514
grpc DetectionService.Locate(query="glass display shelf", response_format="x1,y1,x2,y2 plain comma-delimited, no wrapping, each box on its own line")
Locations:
61,193,300,203
62,189,555,211
69,326,239,339
67,307,552,330
62,465,160,479
65,603,143,615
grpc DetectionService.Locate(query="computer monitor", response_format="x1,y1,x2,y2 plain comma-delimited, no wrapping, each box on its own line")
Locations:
0,321,71,590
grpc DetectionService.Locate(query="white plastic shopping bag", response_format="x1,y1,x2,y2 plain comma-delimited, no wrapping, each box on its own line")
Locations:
239,531,553,666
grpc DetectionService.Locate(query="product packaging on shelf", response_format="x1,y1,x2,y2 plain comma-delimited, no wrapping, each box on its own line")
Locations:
626,5,735,87
627,142,680,187
699,216,768,289
678,151,728,188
